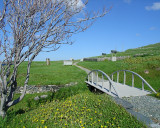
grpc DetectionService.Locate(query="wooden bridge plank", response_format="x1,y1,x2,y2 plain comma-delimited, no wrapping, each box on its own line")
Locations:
86,81,151,98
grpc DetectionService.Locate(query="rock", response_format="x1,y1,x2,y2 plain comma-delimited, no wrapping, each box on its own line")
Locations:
40,95,48,99
144,70,149,74
65,82,78,87
34,96,40,101
156,67,160,71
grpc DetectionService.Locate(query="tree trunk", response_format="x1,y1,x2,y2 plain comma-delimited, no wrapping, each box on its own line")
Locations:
0,92,7,118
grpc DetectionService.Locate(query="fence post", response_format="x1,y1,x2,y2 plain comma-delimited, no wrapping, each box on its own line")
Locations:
46,58,50,65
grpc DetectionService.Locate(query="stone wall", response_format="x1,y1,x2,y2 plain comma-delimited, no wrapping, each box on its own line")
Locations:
83,56,130,62
0,82,78,95
15,85,60,94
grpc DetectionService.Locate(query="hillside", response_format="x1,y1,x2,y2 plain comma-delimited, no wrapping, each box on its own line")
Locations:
123,42,160,57
78,42,160,91
91,42,160,58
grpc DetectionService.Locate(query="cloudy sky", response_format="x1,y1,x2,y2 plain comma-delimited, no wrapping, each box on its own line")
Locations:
4,0,160,61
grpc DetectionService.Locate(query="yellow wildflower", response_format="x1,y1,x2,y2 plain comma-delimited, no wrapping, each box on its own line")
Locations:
41,120,45,124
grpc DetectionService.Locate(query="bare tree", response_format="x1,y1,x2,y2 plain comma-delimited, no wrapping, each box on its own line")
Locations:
0,0,109,118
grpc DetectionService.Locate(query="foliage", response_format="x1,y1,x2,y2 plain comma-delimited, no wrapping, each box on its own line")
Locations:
0,84,146,128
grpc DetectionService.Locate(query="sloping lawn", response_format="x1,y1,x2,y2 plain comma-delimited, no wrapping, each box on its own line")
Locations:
78,56,160,91
17,61,87,86
0,84,146,128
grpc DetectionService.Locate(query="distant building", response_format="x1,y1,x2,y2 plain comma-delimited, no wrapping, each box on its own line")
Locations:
63,60,73,66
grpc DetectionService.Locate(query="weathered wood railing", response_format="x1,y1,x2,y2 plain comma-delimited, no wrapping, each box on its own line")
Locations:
86,70,119,97
110,70,157,93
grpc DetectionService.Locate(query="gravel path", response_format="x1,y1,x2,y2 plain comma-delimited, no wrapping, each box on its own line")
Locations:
123,96,160,128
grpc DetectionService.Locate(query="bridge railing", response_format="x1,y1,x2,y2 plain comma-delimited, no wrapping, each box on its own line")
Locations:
110,70,157,93
86,70,119,96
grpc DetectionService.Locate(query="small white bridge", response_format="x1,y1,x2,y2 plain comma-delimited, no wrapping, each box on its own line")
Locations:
85,70,157,98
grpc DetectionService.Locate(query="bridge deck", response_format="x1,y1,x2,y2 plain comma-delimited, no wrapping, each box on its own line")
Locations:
86,81,151,98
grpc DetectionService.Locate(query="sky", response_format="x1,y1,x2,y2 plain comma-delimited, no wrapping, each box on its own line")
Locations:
35,0,160,61
1,0,160,61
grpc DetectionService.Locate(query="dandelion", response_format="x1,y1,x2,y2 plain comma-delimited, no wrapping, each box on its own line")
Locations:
101,125,103,128
41,120,45,124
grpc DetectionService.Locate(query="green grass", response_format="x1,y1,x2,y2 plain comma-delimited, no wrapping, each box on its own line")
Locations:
17,61,86,86
0,84,146,128
0,61,147,128
78,56,160,92
1,43,160,127
90,42,160,58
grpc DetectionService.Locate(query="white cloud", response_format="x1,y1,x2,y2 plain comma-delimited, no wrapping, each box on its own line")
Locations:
123,0,131,4
145,2,160,11
136,33,140,36
52,0,85,10
64,0,85,10
149,27,156,30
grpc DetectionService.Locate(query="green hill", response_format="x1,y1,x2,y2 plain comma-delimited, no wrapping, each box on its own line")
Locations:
122,42,160,57
91,42,160,58
78,42,160,92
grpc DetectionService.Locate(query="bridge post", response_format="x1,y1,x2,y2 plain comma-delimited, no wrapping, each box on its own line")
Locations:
96,71,98,86
92,72,94,84
132,74,134,87
109,82,111,92
117,72,119,83
102,74,104,87
88,75,89,82
124,71,126,85
142,81,144,90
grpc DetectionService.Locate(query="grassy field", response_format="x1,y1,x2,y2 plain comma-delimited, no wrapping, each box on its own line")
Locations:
1,43,160,127
17,61,86,86
78,56,160,92
0,61,147,128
